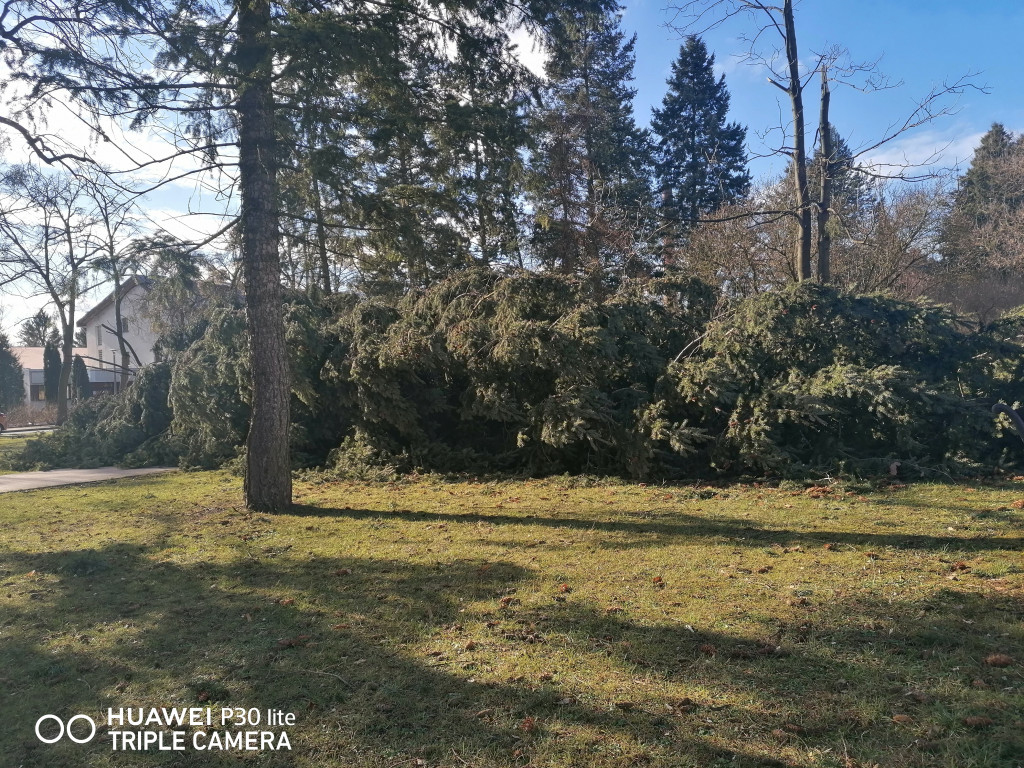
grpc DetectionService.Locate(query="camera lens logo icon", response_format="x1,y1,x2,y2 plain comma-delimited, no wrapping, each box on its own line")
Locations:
35,714,97,744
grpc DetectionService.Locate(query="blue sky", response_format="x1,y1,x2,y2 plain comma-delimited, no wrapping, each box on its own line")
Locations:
618,0,1024,178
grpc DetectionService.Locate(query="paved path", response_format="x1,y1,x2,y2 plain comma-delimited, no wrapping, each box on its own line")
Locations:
0,467,176,493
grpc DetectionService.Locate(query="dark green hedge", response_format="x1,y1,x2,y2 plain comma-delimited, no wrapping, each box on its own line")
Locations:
15,272,1024,480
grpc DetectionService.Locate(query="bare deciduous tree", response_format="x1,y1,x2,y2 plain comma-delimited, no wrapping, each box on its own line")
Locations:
81,171,148,388
0,166,93,423
668,0,978,284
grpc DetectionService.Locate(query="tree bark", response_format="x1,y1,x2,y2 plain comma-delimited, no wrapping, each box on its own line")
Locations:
816,67,832,284
112,272,133,390
783,0,813,281
237,0,292,511
312,179,332,294
55,224,77,425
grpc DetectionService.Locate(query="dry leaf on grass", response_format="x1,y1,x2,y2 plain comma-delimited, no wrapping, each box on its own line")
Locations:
984,653,1013,667
963,716,994,728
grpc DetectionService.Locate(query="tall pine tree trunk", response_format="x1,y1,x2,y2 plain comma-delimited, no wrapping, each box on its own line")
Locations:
237,0,292,511
312,179,332,294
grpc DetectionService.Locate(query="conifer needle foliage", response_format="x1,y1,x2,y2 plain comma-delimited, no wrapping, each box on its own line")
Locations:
17,274,1024,480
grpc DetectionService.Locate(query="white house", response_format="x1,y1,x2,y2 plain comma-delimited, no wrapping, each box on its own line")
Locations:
6,278,160,412
76,275,160,377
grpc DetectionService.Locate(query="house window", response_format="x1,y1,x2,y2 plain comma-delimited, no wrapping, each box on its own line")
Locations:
96,325,103,345
98,349,104,368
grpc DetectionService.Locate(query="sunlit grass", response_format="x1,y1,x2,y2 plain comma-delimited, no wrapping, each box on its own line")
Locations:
1,471,1022,767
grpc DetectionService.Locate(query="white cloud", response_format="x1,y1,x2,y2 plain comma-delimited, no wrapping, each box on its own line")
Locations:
861,126,985,178
141,206,234,244
713,51,761,85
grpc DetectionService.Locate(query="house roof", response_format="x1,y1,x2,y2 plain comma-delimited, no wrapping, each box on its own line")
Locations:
11,347,88,371
77,275,153,328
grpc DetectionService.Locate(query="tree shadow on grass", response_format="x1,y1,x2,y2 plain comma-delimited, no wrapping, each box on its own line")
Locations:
287,503,1024,554
0,544,803,768
577,591,1021,766
1,529,1021,768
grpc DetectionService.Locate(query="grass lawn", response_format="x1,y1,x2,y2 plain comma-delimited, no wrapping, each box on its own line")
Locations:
0,435,32,474
1,472,1022,767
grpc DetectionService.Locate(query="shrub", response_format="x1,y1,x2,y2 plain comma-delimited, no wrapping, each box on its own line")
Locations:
655,283,1024,477
323,268,715,476
14,363,178,469
14,274,1024,481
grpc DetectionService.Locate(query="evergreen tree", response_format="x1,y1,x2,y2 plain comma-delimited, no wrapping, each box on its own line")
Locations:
18,309,56,347
808,127,872,216
768,127,875,284
43,342,62,404
528,4,654,279
651,36,749,237
7,0,603,509
73,355,92,400
956,124,1021,221
941,123,1024,272
274,11,536,296
437,35,532,273
0,332,25,411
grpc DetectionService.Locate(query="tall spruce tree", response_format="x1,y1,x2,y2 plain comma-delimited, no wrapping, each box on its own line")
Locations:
0,332,25,411
956,124,1020,220
72,354,92,400
528,4,654,279
43,342,61,405
273,11,539,296
941,123,1024,272
18,310,56,347
651,36,749,239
